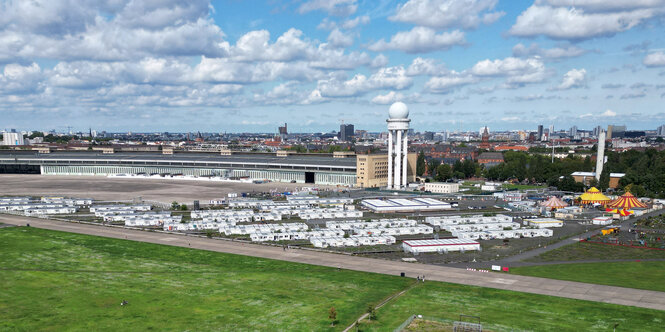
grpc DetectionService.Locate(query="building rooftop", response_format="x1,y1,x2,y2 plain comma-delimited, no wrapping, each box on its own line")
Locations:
0,150,357,170
477,152,504,160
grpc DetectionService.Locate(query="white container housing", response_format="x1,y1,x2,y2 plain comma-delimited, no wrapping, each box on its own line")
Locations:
402,239,480,253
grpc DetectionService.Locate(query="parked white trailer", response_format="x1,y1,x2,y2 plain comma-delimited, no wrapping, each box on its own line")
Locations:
402,239,480,253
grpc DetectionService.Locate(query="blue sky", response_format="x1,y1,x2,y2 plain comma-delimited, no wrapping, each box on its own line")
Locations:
1,0,664,133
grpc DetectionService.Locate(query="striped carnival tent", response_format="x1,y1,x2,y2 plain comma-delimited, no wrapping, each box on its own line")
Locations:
607,192,647,209
540,196,569,209
578,187,611,205
605,208,634,216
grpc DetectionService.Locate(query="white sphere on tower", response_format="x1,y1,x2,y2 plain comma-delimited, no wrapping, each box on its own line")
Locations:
388,102,409,119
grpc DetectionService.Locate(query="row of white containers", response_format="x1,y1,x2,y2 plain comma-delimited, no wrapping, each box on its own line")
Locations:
425,214,513,226
454,228,553,240
310,236,396,248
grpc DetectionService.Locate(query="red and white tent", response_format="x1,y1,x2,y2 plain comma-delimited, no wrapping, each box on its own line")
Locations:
540,196,568,209
607,192,647,209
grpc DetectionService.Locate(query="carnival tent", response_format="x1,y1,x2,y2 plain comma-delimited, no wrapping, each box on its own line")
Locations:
605,208,634,216
540,196,569,209
607,192,647,209
578,187,611,205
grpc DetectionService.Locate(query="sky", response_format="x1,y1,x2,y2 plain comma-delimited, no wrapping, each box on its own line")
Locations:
1,0,665,133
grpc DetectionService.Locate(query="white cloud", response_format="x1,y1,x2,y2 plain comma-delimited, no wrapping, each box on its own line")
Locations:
512,43,587,59
643,52,665,67
0,1,229,62
370,54,389,68
539,0,665,13
317,15,369,31
232,29,311,62
298,0,357,16
621,91,647,99
601,83,624,89
309,49,372,70
601,109,617,117
424,72,477,94
342,15,370,29
406,57,448,76
390,0,504,29
554,68,587,90
471,57,548,84
0,62,43,94
367,27,465,53
371,91,404,105
327,29,354,48
510,3,665,40
316,66,412,98
114,1,211,29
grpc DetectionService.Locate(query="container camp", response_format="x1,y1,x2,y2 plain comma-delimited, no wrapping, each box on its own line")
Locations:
425,214,513,226
24,206,77,216
442,222,520,232
90,204,151,212
402,239,480,254
361,198,452,213
41,197,93,206
309,235,396,248
526,218,563,228
0,202,68,211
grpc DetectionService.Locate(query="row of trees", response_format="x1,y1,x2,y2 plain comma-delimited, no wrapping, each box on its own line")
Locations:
415,149,665,197
485,151,593,183
416,151,482,181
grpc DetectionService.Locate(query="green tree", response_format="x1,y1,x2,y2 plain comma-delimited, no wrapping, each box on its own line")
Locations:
28,131,44,139
171,201,180,210
427,159,440,178
435,164,452,182
416,151,426,176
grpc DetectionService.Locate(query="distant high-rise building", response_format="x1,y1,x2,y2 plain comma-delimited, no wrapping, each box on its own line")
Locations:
278,123,288,135
569,126,578,137
424,131,434,141
549,125,554,138
593,125,602,137
339,124,354,141
2,132,24,146
537,125,543,141
658,124,665,137
607,125,626,139
278,123,288,141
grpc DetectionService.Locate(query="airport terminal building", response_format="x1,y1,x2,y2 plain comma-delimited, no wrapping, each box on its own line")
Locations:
0,151,359,186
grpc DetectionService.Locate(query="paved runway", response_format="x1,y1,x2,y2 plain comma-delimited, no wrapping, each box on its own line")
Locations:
2,214,664,311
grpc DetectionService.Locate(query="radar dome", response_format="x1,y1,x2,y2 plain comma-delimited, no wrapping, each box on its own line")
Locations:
388,102,409,119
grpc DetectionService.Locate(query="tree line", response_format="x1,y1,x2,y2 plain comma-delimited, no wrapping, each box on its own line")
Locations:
416,149,665,197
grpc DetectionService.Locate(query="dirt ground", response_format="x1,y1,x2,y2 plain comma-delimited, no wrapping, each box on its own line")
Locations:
0,174,336,204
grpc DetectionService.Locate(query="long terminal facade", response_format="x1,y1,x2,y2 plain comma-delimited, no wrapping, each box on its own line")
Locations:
0,151,357,186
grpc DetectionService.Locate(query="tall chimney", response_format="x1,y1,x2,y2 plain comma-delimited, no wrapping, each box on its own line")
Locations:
595,130,606,181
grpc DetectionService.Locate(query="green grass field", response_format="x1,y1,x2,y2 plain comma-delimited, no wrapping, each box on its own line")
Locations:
525,241,665,262
2,227,665,331
509,261,665,292
364,282,665,331
0,227,411,331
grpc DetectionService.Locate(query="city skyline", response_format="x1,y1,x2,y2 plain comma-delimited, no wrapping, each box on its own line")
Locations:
1,1,665,132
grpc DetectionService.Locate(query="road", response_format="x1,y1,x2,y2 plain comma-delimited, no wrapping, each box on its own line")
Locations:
2,214,664,311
